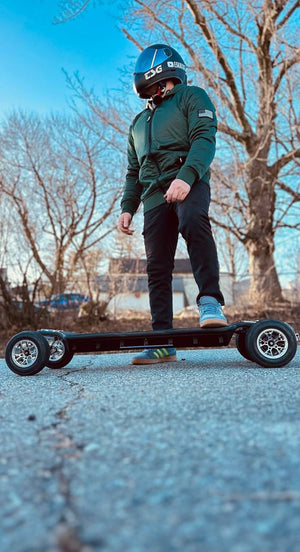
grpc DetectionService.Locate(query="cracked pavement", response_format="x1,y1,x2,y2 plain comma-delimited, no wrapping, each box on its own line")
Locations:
0,347,299,552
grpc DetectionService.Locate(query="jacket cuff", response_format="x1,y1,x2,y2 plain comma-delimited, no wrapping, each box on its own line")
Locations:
176,166,198,187
121,201,136,216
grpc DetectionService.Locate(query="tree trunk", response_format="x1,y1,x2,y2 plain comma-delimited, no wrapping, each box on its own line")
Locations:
246,239,283,304
245,162,284,304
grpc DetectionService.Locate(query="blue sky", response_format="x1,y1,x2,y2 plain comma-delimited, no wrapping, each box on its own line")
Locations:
0,0,137,114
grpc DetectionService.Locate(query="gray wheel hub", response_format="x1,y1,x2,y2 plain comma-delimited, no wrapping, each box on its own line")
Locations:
45,336,66,362
257,328,288,359
12,340,38,368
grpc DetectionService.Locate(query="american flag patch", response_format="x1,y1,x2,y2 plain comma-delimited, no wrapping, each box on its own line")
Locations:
198,109,214,119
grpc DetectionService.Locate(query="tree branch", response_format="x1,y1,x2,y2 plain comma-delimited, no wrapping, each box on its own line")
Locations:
274,48,300,92
274,179,300,202
121,28,143,51
201,0,256,52
209,214,246,243
185,0,253,135
276,0,300,30
217,122,249,144
54,0,92,24
270,148,300,174
9,190,53,283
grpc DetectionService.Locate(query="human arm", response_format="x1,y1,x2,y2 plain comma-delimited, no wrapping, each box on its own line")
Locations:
175,86,217,187
120,125,143,217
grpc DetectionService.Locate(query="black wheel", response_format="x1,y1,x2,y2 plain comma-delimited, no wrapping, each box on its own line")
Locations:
5,331,50,376
41,333,74,369
235,332,254,361
245,319,297,368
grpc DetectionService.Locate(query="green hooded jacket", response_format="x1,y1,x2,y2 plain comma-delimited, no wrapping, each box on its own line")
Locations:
121,83,217,215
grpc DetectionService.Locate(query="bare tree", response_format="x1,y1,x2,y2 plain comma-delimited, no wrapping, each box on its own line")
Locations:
55,0,300,306
120,0,300,304
58,0,300,305
0,212,47,329
0,110,121,297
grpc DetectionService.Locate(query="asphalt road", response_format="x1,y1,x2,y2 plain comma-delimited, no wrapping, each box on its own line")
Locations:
0,347,299,552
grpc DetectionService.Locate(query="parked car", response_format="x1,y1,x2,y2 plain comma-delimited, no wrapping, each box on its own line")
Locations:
37,293,89,311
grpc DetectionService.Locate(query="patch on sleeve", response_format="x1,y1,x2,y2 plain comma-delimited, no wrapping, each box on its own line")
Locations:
198,109,214,119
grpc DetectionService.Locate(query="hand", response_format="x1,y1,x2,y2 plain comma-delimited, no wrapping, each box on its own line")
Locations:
119,212,135,235
164,179,191,203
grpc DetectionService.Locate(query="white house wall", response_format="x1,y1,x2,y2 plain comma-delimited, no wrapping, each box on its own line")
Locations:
107,292,185,316
182,274,233,305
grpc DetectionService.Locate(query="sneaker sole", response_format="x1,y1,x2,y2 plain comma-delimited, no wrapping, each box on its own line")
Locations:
131,355,177,365
200,318,228,328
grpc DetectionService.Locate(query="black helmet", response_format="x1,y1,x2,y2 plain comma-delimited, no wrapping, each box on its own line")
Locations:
133,44,187,99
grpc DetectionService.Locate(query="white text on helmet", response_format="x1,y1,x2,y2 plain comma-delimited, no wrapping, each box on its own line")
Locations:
167,61,186,70
145,65,163,80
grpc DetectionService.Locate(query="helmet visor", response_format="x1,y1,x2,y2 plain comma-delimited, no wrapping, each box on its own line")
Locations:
135,47,172,73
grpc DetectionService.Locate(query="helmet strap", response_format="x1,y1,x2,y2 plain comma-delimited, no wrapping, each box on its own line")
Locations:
152,81,167,106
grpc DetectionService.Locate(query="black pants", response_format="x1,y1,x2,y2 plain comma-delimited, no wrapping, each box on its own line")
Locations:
143,180,224,330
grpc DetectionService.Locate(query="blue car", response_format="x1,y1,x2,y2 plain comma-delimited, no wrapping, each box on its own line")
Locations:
41,293,89,311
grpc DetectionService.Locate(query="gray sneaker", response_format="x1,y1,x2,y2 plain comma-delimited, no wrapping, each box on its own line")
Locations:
198,296,227,328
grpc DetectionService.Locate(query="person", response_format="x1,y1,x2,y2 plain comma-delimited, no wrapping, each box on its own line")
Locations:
119,44,227,365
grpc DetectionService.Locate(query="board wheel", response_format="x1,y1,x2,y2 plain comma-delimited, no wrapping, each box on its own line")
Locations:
235,332,253,361
40,333,74,369
245,319,297,368
5,331,50,376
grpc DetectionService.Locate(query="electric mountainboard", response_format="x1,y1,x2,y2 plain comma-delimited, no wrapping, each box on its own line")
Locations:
4,319,298,376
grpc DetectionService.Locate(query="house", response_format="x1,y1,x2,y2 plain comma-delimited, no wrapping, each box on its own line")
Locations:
97,258,234,315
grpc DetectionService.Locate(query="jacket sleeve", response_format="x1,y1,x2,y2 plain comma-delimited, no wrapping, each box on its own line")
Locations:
120,125,143,216
176,86,217,187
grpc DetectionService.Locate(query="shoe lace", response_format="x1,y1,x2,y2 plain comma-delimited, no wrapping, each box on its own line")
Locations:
201,303,219,315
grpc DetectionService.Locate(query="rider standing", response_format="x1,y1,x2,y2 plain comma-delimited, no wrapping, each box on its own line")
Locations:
119,44,227,365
